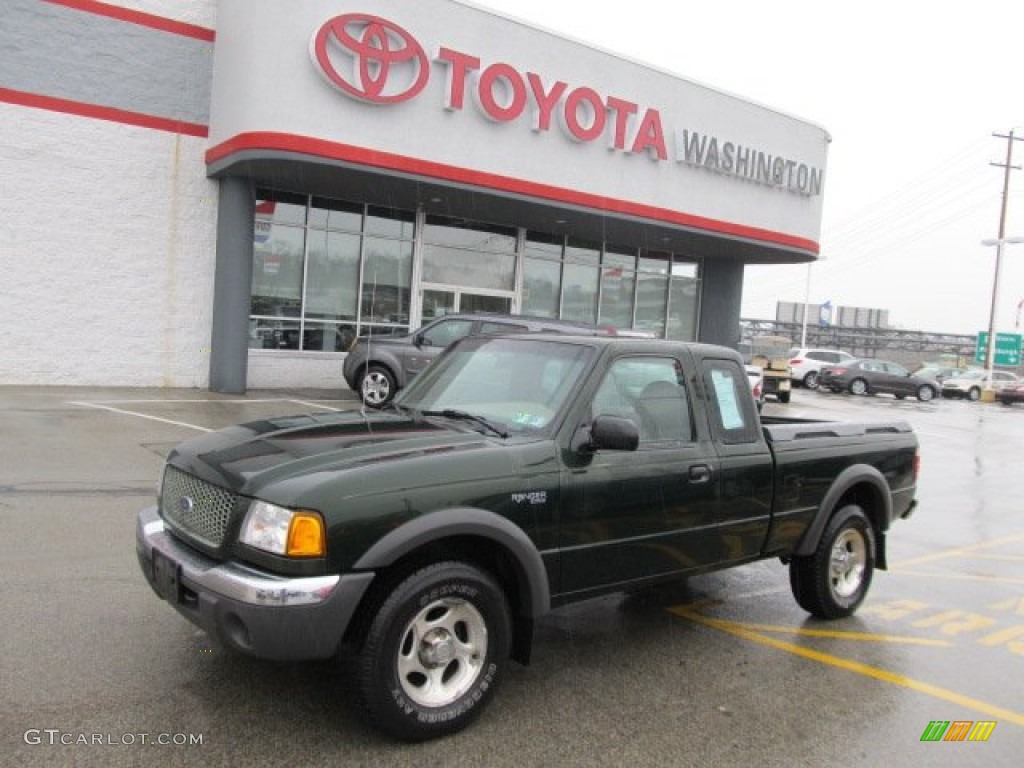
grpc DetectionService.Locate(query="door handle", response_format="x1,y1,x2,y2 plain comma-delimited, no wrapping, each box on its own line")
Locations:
689,464,712,484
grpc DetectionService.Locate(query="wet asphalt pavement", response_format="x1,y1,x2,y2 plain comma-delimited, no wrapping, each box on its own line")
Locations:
1,384,1021,767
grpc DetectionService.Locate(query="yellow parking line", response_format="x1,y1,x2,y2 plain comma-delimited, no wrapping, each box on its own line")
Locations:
893,533,1024,569
973,553,1024,563
894,569,1024,586
670,605,1024,727
709,620,951,646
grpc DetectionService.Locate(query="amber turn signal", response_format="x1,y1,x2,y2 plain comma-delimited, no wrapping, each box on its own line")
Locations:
286,512,326,557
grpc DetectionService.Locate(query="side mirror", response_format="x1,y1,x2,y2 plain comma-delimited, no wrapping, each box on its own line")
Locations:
575,415,639,453
414,333,429,348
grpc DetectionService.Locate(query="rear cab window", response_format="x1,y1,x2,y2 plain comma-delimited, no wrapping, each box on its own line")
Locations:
701,359,760,444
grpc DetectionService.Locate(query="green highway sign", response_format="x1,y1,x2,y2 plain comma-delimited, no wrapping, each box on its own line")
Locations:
975,332,1023,366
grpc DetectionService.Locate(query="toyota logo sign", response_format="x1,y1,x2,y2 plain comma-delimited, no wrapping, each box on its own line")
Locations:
311,13,429,104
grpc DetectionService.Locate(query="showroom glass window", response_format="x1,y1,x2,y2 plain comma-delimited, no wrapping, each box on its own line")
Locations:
598,246,637,330
667,260,700,341
250,191,414,351
421,215,517,291
561,238,601,324
249,190,702,350
521,232,701,339
521,233,563,318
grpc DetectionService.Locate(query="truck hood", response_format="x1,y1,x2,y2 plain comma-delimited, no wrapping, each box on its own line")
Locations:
166,409,493,496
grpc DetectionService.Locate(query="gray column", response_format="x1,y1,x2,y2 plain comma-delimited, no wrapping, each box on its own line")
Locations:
209,176,254,393
698,259,744,349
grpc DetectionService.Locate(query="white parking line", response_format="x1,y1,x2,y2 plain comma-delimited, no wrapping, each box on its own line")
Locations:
76,398,320,404
288,399,345,412
66,398,351,432
67,402,212,432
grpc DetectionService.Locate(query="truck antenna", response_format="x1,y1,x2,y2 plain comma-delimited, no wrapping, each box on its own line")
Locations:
359,268,379,422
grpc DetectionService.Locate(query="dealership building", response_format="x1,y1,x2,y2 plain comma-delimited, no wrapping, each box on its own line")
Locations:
3,0,828,391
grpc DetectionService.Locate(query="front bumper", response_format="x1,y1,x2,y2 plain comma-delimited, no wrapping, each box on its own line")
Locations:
136,505,374,660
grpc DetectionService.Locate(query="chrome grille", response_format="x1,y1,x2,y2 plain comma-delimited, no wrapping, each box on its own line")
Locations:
160,466,236,548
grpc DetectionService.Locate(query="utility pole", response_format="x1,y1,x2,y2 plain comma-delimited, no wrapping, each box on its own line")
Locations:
983,129,1023,385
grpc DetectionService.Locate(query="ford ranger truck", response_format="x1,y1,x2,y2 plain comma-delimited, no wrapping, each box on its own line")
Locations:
137,335,919,741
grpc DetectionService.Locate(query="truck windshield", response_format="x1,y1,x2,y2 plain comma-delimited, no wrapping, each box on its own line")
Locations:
398,337,594,434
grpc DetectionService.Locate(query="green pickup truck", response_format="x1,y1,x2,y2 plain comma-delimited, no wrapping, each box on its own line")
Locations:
137,335,919,740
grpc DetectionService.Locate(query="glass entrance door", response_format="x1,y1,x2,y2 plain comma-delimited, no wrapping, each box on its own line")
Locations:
421,287,512,321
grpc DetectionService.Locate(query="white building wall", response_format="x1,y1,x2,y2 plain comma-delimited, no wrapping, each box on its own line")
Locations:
2,103,217,386
100,0,217,28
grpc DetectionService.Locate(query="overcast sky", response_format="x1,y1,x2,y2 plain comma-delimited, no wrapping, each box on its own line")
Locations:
470,0,1024,336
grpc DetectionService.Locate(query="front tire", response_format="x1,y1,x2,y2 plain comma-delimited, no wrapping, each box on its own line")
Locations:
778,391,791,404
849,378,869,396
356,561,511,741
789,504,875,619
916,385,935,402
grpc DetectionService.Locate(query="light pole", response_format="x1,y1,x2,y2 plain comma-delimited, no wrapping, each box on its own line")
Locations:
980,128,1023,393
980,236,1024,388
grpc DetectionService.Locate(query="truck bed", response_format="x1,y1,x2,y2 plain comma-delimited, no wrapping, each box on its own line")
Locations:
760,415,914,442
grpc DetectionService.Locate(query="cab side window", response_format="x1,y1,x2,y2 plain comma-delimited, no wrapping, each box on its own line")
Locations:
592,357,692,444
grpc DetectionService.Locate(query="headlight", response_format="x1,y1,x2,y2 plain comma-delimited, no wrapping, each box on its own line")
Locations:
240,500,326,557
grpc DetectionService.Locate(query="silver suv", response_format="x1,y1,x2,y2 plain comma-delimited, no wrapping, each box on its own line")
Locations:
788,348,856,390
343,314,615,406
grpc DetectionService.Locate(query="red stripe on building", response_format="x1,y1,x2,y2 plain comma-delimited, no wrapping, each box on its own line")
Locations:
207,131,820,254
42,0,216,41
0,87,209,137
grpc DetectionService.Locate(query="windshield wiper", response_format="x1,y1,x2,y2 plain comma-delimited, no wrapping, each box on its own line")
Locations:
421,409,509,438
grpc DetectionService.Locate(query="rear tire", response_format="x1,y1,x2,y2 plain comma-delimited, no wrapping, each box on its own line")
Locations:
849,378,868,396
967,387,981,402
803,371,820,390
790,504,875,619
356,561,511,741
778,391,791,404
360,365,397,408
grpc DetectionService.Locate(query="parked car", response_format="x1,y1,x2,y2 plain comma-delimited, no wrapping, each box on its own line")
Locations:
997,382,1024,406
745,364,765,412
342,313,617,406
998,382,1024,406
788,348,857,390
941,370,1020,401
818,358,938,401
912,364,965,384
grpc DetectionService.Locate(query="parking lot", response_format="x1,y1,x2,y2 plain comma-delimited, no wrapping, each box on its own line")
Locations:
2,384,1022,767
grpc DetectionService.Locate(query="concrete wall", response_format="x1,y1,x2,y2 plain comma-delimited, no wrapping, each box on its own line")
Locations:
1,0,218,387
248,351,351,391
2,104,218,386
